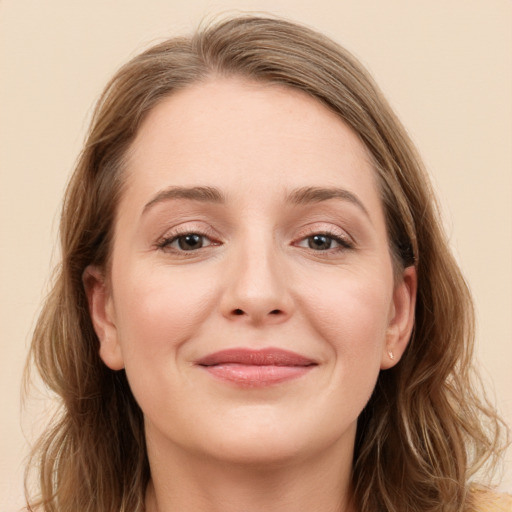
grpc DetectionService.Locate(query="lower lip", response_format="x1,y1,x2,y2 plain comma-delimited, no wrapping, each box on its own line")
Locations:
201,364,313,387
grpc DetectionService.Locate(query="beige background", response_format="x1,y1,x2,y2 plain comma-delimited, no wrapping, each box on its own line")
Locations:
1,0,511,508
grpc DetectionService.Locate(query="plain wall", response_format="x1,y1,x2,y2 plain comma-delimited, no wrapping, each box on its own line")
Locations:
1,0,511,508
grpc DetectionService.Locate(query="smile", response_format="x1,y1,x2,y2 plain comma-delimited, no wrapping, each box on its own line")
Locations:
195,348,318,387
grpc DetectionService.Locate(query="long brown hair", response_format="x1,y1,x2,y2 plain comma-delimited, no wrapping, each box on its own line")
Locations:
25,15,506,512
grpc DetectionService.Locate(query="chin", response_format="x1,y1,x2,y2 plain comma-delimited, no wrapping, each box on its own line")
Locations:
186,412,356,469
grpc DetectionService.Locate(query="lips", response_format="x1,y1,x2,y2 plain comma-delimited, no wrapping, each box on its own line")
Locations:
195,348,317,387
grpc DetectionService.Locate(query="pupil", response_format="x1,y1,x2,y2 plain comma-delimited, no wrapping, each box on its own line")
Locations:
309,234,331,250
179,234,202,250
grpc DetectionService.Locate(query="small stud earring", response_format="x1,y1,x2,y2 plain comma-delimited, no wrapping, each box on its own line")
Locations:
388,351,395,360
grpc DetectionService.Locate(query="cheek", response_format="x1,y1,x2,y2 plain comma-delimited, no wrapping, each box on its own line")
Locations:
111,262,218,364
298,268,392,372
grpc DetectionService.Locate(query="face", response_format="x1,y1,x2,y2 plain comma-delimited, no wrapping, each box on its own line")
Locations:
86,78,416,466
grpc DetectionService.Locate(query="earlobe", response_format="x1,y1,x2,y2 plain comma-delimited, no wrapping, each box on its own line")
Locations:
381,265,417,370
83,265,125,371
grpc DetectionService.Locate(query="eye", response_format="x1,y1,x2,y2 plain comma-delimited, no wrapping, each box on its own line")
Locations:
158,232,214,251
296,233,352,251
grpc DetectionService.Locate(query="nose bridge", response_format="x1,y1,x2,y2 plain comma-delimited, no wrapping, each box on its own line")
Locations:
221,227,291,323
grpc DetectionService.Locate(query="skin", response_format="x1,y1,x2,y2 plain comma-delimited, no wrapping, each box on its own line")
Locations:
85,78,417,512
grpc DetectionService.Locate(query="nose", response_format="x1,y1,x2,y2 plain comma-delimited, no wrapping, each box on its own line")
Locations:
220,240,293,326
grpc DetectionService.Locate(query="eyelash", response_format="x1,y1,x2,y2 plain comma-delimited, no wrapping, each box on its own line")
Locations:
155,229,219,253
155,229,354,255
294,231,353,252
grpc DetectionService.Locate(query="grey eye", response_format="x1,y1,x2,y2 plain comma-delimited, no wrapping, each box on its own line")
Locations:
295,232,351,252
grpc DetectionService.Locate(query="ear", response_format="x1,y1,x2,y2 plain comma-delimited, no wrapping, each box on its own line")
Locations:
381,265,417,369
83,265,125,370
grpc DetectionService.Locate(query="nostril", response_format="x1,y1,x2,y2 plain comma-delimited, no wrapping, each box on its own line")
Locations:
269,309,282,315
233,309,244,315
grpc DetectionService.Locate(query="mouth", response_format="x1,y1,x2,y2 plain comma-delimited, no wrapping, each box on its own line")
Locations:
195,348,318,387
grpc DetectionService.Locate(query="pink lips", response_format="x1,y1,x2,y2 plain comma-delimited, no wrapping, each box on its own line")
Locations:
196,348,317,387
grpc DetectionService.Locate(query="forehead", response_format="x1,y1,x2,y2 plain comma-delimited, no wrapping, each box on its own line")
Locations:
122,77,380,208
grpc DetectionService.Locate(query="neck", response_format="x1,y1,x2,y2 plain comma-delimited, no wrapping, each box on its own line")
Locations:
144,431,357,512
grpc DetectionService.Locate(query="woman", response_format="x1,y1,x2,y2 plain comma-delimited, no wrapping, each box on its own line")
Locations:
25,15,509,512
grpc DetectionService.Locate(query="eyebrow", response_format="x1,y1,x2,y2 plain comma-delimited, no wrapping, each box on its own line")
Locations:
143,186,225,214
142,184,369,219
286,186,370,218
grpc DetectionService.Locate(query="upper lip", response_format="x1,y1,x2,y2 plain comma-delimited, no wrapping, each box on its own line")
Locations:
196,348,317,367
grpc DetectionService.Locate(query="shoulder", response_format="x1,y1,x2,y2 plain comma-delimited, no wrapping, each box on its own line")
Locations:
470,487,512,511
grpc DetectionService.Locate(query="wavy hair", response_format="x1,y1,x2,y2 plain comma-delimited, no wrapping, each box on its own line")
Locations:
24,15,506,512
